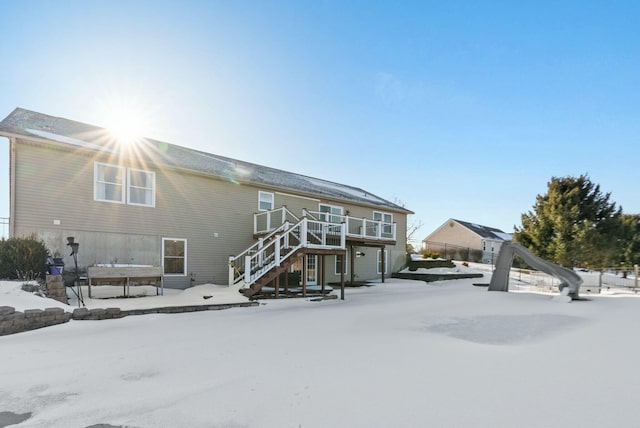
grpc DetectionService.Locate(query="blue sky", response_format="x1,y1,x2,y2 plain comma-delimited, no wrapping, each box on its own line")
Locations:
1,1,639,243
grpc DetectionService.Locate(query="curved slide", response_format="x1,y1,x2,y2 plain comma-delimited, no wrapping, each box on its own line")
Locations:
488,241,583,299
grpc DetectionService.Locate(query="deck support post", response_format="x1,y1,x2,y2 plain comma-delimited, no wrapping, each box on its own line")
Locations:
340,253,345,300
320,254,325,294
350,245,355,286
381,245,386,283
302,253,307,298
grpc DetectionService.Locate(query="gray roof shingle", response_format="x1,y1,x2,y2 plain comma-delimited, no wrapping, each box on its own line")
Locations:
0,108,411,213
453,219,512,241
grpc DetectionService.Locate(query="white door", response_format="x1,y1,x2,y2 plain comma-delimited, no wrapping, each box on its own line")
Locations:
306,255,318,285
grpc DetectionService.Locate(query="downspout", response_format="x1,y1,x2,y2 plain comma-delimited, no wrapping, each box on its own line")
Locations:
9,137,16,237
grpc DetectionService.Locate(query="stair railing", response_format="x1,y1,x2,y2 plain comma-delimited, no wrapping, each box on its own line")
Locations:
254,206,299,235
229,218,346,288
304,210,397,241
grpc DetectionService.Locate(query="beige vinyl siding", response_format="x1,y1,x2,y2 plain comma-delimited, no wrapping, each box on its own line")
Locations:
13,139,410,287
424,220,482,250
14,141,262,287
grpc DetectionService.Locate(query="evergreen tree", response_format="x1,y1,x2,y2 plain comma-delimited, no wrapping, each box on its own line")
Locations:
514,174,621,268
618,214,640,268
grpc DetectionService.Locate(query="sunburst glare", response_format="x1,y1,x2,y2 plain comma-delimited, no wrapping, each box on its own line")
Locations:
100,94,154,146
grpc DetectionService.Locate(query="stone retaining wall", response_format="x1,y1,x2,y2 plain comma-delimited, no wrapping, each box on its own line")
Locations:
391,272,484,282
0,306,72,336
0,302,258,336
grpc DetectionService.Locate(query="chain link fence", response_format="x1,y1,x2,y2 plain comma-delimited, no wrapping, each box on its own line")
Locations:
422,241,492,264
0,217,8,240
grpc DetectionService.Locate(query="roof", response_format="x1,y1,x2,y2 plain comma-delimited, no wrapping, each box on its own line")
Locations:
453,219,512,241
0,108,411,213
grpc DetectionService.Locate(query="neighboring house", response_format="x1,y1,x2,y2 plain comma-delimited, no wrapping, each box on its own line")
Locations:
0,108,412,294
422,218,512,264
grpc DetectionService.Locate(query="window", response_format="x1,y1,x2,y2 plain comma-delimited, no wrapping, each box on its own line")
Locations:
319,203,343,222
163,238,187,275
335,254,348,275
258,191,274,211
377,249,388,275
94,162,155,207
374,211,393,235
94,162,125,203
128,168,155,207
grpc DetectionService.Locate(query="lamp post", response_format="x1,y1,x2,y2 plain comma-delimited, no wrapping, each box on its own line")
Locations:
67,237,84,306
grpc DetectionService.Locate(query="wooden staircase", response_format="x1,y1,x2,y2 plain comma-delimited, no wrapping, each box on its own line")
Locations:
241,248,305,297
228,216,346,295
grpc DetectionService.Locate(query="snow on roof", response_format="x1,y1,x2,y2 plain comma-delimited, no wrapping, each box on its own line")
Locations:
0,108,410,213
26,128,114,153
453,219,511,241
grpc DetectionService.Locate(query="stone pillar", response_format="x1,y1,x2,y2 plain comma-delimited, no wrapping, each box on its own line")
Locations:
46,274,68,304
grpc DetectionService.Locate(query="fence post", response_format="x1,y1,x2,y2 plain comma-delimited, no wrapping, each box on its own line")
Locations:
599,271,603,289
635,265,639,289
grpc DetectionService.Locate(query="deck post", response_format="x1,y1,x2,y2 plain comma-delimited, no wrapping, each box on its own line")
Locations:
340,253,345,300
244,255,251,284
320,255,325,294
350,245,355,286
302,253,307,298
228,256,234,286
381,245,386,283
275,274,280,299
275,236,281,266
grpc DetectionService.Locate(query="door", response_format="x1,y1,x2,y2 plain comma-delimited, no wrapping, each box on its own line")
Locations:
289,255,318,286
306,255,318,285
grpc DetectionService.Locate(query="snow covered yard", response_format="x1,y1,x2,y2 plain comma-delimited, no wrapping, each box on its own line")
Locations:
1,277,640,427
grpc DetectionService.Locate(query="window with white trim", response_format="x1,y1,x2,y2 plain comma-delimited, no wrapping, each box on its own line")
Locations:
258,191,274,211
377,249,388,275
374,211,393,235
335,254,348,275
128,168,156,207
94,162,125,203
94,162,155,207
163,238,187,276
319,203,343,222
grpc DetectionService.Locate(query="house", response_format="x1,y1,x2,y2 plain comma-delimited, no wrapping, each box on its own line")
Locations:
422,218,512,264
0,108,412,296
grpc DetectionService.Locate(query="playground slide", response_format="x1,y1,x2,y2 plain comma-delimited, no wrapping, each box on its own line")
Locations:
488,241,583,299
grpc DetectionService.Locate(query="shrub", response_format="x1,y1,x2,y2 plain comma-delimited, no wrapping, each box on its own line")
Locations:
421,250,442,259
0,236,49,280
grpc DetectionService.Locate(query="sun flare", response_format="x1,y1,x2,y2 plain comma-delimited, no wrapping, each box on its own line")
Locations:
100,95,154,145
106,107,149,145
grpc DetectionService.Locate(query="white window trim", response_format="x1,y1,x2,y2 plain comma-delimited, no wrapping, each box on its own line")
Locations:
94,162,125,204
319,203,343,222
127,168,156,207
335,254,348,275
162,237,187,276
94,162,156,207
377,249,388,275
258,191,274,212
374,211,393,234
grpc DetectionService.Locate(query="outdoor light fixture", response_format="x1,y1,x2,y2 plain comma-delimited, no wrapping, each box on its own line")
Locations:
66,236,84,306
